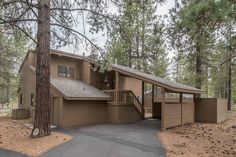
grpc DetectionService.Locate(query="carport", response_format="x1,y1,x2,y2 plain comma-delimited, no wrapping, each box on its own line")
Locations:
112,65,202,130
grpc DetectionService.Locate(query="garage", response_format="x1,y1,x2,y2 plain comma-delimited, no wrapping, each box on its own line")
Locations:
50,78,110,128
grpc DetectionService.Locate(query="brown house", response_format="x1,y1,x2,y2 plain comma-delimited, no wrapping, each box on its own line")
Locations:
18,49,205,130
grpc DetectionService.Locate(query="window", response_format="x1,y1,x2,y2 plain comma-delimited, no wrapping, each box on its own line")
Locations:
31,94,35,106
58,65,74,78
67,67,74,78
20,94,23,105
58,65,67,77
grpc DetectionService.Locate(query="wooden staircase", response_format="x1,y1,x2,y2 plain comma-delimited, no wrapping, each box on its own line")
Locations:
103,90,144,119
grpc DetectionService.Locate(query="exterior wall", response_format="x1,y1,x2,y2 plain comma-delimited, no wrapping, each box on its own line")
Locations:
61,100,107,128
18,52,36,120
90,70,115,90
118,75,142,96
79,60,91,84
195,98,227,123
50,87,64,126
50,54,81,80
106,103,142,123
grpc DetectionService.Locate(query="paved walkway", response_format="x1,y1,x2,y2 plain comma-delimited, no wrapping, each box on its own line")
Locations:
42,119,165,157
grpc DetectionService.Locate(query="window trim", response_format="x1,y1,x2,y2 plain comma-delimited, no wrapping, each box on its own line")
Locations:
58,65,74,78
58,65,67,77
67,67,74,78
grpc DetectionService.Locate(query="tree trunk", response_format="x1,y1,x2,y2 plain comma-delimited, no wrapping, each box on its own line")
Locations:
195,42,202,98
127,0,132,68
31,0,51,138
227,61,232,110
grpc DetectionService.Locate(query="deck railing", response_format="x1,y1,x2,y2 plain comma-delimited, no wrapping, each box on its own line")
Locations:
103,90,144,119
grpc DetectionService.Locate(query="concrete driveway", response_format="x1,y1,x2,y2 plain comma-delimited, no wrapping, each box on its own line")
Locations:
42,119,165,157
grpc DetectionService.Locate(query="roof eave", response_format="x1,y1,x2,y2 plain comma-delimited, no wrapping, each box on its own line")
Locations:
112,66,203,94
64,97,111,101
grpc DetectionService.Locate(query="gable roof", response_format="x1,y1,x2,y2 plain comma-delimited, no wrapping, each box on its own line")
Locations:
51,78,110,100
18,49,93,73
112,64,202,94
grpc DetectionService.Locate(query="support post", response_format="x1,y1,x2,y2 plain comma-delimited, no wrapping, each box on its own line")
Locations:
142,81,145,106
161,88,166,130
152,84,154,103
152,84,154,118
180,93,183,125
115,72,119,90
115,72,119,102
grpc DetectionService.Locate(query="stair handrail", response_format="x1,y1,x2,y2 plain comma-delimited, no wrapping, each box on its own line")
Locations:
103,90,144,119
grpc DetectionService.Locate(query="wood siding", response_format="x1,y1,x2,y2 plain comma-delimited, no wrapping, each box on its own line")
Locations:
162,102,195,129
62,100,107,128
195,98,227,123
118,75,142,96
217,99,228,123
182,103,195,124
107,103,142,123
164,103,182,128
50,55,81,80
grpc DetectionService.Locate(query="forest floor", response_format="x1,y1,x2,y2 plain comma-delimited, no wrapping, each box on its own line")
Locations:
0,117,72,156
159,111,236,157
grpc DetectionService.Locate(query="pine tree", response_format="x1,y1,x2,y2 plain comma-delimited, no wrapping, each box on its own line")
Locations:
1,0,117,138
107,0,168,76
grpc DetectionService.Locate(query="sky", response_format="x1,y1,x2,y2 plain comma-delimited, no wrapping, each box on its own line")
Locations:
58,0,176,58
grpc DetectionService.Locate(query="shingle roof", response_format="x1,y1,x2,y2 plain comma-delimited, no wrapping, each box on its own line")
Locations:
51,78,110,100
112,64,202,94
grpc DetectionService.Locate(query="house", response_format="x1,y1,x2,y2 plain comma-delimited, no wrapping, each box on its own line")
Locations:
18,49,207,130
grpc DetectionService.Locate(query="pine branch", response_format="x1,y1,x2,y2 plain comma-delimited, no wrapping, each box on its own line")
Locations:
219,54,236,66
0,18,37,24
3,0,38,8
51,22,105,59
0,17,37,44
50,7,118,23
26,0,39,21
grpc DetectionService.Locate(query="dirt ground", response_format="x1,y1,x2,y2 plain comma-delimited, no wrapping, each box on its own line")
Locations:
159,112,236,157
0,117,72,156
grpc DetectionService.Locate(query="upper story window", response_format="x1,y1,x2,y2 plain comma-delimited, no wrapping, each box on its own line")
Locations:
58,65,74,78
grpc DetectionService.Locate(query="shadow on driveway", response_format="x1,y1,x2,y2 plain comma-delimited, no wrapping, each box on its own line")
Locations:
42,119,165,157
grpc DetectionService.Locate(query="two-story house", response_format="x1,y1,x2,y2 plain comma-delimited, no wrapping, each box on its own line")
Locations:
18,49,202,130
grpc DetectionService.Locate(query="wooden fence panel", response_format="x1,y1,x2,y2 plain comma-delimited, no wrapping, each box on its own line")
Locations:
164,103,182,128
182,103,195,124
